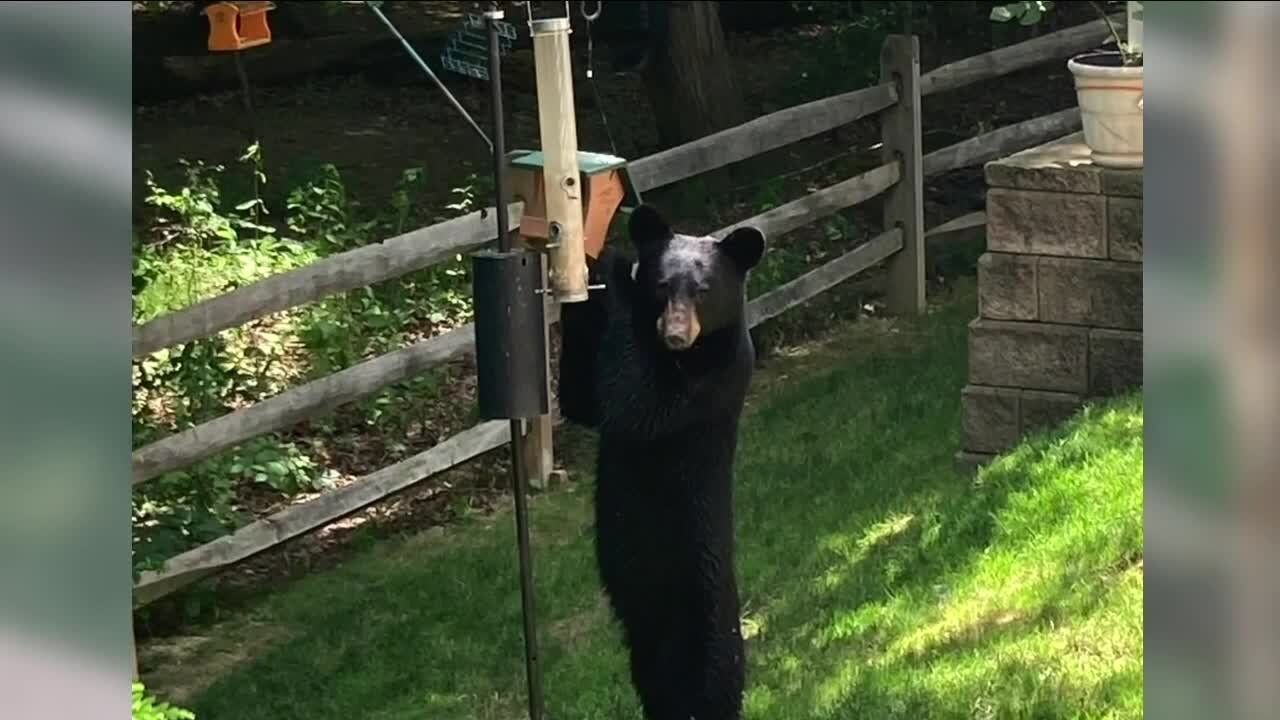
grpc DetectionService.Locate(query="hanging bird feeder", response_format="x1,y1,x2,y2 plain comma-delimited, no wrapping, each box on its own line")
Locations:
203,1,276,53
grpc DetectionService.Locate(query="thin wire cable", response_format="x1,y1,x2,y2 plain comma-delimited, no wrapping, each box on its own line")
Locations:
365,1,492,152
583,3,619,155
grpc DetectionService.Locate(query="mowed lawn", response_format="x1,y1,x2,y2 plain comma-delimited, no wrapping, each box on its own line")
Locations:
180,279,1144,719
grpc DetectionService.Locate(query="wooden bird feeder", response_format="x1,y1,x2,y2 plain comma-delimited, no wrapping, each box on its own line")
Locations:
203,1,276,52
508,149,641,262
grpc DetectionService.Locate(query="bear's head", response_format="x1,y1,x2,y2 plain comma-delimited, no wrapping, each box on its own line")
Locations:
627,204,766,352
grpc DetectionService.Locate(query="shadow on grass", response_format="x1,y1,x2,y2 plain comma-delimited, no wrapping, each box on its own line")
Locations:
735,377,1143,719
186,282,1142,720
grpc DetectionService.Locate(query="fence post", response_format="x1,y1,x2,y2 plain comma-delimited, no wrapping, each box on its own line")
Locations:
879,34,926,315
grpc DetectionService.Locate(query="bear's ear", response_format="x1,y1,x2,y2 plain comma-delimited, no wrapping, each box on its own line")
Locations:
628,204,672,251
719,225,766,272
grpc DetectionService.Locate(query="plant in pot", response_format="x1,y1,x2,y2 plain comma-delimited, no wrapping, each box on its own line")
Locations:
990,1,1143,169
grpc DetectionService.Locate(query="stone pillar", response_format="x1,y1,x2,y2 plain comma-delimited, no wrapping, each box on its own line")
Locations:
957,133,1143,471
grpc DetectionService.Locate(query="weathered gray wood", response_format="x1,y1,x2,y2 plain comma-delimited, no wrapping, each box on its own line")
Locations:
926,211,987,238
774,213,988,309
919,15,1122,98
518,236,556,492
125,19,1143,608
130,118,1079,487
922,108,1082,178
133,12,1112,359
132,202,524,357
134,221,903,605
628,82,898,193
747,228,903,328
132,15,1117,358
133,323,477,485
713,161,901,242
129,154,948,488
133,420,513,606
133,288,581,487
880,35,927,316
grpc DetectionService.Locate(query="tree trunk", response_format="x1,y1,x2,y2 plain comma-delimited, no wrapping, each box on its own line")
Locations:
641,1,746,148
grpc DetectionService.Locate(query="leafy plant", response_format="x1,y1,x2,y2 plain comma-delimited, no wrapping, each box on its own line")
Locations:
989,1,1142,65
133,682,196,720
131,434,337,579
132,151,357,580
131,140,488,602
135,149,313,320
131,1,182,14
988,0,1056,26
285,163,377,254
785,7,897,104
231,437,339,495
237,142,271,234
390,166,427,234
142,161,240,250
442,171,494,217
752,177,789,213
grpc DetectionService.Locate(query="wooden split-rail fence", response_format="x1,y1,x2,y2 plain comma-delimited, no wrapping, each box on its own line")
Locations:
131,16,1120,607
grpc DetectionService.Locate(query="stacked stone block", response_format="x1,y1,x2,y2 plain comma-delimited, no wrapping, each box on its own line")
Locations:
957,134,1143,470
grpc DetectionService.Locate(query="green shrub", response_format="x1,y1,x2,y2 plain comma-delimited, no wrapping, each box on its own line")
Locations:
131,143,481,602
133,682,195,720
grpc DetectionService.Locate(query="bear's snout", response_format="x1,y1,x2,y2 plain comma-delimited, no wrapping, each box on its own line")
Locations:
658,299,701,351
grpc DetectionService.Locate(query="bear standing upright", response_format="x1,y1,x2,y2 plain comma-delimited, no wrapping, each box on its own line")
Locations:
559,204,766,720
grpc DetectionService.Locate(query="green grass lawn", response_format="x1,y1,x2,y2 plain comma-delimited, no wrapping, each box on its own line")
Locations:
175,279,1143,720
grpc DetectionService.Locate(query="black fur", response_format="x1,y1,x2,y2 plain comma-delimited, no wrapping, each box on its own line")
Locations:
558,205,766,720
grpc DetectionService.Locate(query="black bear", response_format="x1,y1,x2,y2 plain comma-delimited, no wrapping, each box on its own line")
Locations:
558,204,766,720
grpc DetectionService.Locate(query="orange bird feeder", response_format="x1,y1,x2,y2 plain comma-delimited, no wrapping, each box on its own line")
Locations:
203,1,276,52
507,149,640,262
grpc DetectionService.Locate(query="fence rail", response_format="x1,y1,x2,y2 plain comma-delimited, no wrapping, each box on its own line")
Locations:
919,15,1118,98
922,107,1082,177
134,226,906,603
714,160,901,241
925,211,988,240
133,323,478,485
132,19,1112,605
131,107,1087,489
135,419,515,604
130,13,1117,362
132,203,525,358
747,228,904,328
627,82,899,193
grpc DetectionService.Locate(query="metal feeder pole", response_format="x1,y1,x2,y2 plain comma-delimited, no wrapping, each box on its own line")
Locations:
485,7,545,720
